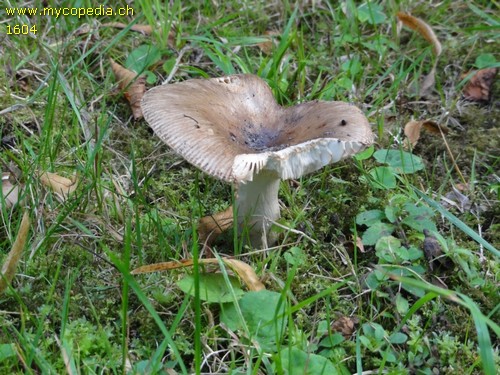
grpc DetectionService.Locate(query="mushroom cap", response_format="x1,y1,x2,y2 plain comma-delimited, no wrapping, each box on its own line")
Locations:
142,74,374,182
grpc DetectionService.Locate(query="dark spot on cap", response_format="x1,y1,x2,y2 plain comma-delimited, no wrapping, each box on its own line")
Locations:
184,114,200,128
340,119,347,126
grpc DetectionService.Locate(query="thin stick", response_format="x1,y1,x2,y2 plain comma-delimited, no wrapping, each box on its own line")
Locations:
439,126,467,184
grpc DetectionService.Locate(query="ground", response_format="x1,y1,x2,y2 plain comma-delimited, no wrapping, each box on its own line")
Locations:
0,1,498,374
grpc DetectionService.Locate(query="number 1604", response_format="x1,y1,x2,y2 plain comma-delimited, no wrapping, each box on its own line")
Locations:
6,25,37,35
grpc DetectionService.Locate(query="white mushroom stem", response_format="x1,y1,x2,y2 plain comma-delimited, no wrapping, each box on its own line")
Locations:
235,170,281,246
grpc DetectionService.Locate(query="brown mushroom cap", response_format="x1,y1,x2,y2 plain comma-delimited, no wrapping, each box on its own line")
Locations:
141,74,374,182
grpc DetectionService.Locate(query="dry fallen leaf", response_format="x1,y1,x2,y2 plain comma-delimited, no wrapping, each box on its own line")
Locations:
110,58,146,120
39,171,78,199
198,206,234,245
0,211,30,294
422,120,449,134
1,173,22,209
330,316,358,338
397,12,442,56
102,22,153,35
257,31,280,55
462,68,497,102
404,120,423,148
131,257,265,291
222,259,265,291
354,235,365,253
397,12,442,97
404,119,448,148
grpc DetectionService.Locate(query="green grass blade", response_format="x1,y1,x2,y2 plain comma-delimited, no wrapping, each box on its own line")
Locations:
390,273,498,375
460,294,497,375
414,188,499,257
108,251,188,374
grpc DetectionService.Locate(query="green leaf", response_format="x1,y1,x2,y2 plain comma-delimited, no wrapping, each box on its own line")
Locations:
144,70,157,85
401,203,437,231
362,223,395,246
373,323,386,342
475,53,497,69
375,236,402,263
369,166,397,189
359,335,372,349
125,44,162,74
354,145,374,161
163,57,177,74
176,273,244,303
317,320,329,336
382,349,398,362
384,206,397,223
0,343,16,362
357,2,387,25
318,333,345,348
407,246,424,261
374,149,425,174
341,58,362,77
284,247,307,267
337,76,353,91
395,293,409,314
277,347,339,375
364,269,390,290
221,290,286,351
356,209,385,226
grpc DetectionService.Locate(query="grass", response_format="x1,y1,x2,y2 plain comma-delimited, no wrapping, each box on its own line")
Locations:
1,0,499,374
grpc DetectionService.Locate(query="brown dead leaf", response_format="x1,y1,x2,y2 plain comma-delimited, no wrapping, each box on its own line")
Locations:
102,22,153,35
131,257,265,291
110,59,146,120
397,13,442,96
330,316,358,338
422,120,449,134
39,171,78,199
354,236,365,253
198,206,234,246
454,183,469,192
404,119,448,148
404,120,423,148
257,31,280,55
131,259,194,274
462,68,497,102
397,12,442,56
1,173,22,209
419,64,437,98
0,211,30,294
222,259,265,291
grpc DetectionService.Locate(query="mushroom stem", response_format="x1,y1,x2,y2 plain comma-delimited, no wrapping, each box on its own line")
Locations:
235,170,280,247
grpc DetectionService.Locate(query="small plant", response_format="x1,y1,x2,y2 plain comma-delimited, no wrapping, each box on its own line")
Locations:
356,194,436,247
359,322,408,365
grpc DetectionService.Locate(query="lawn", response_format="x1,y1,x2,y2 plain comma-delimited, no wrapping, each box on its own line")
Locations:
1,1,499,374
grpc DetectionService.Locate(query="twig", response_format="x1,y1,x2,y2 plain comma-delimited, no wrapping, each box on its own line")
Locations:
163,45,190,84
266,218,317,244
439,125,466,184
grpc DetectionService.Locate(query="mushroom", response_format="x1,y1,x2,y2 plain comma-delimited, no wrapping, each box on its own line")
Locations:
141,74,374,247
